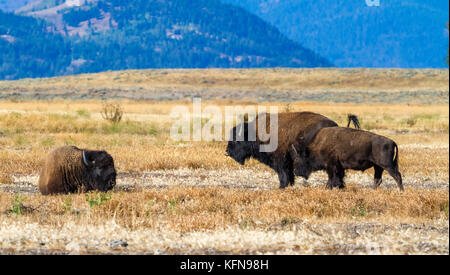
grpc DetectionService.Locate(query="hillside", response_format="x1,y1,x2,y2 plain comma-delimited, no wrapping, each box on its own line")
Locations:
3,0,449,69
222,0,449,68
0,0,330,80
0,0,33,12
0,11,72,80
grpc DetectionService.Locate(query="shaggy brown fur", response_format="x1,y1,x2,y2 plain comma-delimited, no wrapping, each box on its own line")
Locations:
226,112,359,188
290,127,404,191
38,146,116,195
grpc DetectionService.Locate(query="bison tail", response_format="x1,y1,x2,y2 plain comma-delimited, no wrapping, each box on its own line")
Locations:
347,114,361,129
393,142,399,169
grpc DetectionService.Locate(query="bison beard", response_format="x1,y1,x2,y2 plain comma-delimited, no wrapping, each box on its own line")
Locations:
289,127,404,191
38,146,117,195
225,112,359,189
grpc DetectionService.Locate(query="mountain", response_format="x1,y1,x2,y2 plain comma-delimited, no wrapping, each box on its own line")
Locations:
0,0,33,12
0,11,72,79
0,0,330,80
222,0,449,68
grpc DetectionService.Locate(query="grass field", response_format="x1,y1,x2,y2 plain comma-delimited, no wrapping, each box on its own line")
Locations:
0,69,448,254
1,68,448,103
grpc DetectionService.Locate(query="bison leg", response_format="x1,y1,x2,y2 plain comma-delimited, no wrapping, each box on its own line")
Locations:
373,165,383,189
327,173,342,190
277,169,290,189
337,168,346,189
326,162,345,190
326,178,332,189
325,167,335,190
335,165,345,189
325,167,339,190
288,166,295,186
385,167,404,191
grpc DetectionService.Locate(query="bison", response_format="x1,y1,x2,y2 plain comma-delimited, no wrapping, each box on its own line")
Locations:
289,127,404,191
38,146,117,195
225,112,360,188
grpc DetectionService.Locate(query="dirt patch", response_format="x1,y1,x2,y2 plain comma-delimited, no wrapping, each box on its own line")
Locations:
2,168,448,195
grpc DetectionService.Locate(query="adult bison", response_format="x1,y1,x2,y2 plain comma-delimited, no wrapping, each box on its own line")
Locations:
225,112,360,188
289,127,404,191
38,146,117,195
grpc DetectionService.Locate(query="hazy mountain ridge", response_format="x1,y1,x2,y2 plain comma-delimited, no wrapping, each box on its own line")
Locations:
3,1,449,67
222,0,449,68
0,0,34,12
0,0,330,80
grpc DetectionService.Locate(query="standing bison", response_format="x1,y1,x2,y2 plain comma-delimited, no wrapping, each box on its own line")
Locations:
38,146,117,195
289,127,404,191
225,112,360,188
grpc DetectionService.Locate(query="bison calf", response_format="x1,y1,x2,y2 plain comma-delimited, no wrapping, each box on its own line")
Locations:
289,127,404,191
39,146,117,195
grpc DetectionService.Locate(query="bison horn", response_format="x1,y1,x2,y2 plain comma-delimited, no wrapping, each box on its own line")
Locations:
291,144,297,155
82,151,94,167
238,123,244,138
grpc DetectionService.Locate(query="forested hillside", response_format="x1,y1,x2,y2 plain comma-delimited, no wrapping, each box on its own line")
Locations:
0,11,71,79
0,0,330,80
223,0,449,68
0,0,33,12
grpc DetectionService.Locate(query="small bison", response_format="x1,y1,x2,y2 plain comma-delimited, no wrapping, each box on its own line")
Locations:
225,112,360,188
38,146,117,195
289,127,404,191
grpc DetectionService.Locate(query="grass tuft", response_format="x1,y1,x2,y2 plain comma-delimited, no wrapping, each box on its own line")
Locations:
85,192,112,208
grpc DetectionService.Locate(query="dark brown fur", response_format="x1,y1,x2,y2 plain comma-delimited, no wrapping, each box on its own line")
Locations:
289,127,404,191
226,112,341,188
38,146,117,195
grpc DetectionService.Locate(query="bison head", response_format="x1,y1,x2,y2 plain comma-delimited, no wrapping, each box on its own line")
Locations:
225,122,253,165
82,150,117,192
289,144,313,179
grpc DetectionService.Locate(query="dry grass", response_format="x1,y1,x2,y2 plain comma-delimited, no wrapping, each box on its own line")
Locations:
0,69,448,254
0,186,447,254
1,68,448,92
1,219,447,255
0,187,448,231
0,143,448,181
1,69,448,103
0,100,448,131
0,172,13,185
0,100,448,177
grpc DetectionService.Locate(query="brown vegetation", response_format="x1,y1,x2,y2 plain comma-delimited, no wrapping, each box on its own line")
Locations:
2,68,448,92
0,69,448,254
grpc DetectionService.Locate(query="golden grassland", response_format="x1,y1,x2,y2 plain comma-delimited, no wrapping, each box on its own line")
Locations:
0,185,448,254
0,100,448,176
0,68,449,254
1,68,448,92
0,187,448,232
0,142,448,180
0,100,448,194
1,69,448,104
